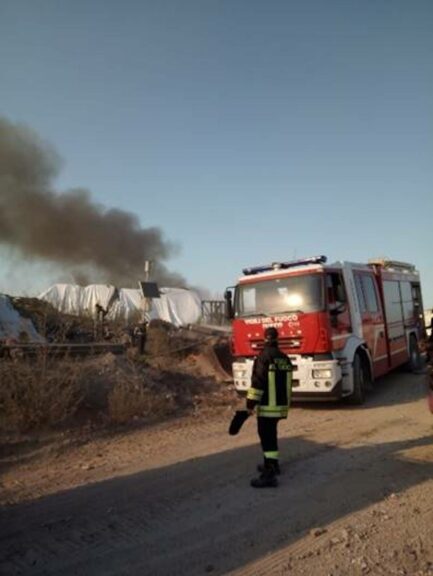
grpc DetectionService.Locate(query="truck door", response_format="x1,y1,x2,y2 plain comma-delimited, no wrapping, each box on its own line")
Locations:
382,280,411,369
354,273,388,377
326,272,351,351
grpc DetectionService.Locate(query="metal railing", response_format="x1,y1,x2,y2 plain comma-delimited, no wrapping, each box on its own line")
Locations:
200,300,228,326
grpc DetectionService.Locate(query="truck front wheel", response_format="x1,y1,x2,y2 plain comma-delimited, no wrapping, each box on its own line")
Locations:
348,352,369,405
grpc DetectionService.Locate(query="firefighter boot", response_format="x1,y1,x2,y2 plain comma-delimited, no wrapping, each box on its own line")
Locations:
250,465,278,488
257,458,281,475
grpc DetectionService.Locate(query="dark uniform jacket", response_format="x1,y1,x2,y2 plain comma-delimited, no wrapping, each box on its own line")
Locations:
246,342,293,418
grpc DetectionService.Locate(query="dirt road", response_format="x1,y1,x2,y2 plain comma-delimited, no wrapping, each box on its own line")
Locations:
1,370,432,576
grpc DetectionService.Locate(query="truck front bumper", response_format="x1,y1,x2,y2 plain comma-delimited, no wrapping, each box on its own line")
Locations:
232,355,343,400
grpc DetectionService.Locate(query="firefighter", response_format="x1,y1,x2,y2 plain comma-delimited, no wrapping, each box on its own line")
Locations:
94,303,108,340
426,327,433,413
133,321,148,355
246,326,293,488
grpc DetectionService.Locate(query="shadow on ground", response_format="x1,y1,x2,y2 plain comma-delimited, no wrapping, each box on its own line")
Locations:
294,370,429,412
1,420,432,576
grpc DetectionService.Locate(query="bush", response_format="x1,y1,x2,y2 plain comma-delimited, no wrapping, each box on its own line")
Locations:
0,355,84,432
0,342,233,433
107,374,176,424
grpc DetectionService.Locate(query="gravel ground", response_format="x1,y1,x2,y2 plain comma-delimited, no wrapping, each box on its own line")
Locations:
1,369,432,576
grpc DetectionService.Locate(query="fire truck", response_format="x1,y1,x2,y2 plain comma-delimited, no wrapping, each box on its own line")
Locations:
225,256,425,404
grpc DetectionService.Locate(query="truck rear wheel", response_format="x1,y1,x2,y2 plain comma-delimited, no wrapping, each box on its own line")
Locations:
348,352,369,405
407,335,421,373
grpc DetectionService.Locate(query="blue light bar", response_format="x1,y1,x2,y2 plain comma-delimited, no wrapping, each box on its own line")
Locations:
242,255,327,276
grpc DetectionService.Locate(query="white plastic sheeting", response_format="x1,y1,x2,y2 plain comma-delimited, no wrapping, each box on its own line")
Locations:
38,284,118,317
38,284,202,327
108,288,142,322
0,294,45,342
154,288,202,327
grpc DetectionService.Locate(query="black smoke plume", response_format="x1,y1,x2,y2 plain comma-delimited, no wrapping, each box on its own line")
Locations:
0,117,185,287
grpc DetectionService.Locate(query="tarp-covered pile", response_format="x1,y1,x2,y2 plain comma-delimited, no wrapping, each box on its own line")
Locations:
38,284,202,327
0,294,45,342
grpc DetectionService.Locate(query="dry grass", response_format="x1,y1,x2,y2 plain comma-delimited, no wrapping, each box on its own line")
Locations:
107,377,177,424
0,354,210,432
0,334,233,433
0,355,84,432
0,354,184,432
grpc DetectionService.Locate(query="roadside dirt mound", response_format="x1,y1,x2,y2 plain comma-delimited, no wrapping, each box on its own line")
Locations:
9,295,135,344
179,342,232,383
0,330,235,434
11,296,97,343
0,307,235,437
145,322,233,383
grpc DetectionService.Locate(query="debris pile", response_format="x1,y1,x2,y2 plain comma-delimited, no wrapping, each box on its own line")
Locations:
0,294,45,343
10,296,95,343
0,306,234,432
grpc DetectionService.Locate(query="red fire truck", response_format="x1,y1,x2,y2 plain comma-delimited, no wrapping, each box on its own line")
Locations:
225,256,425,404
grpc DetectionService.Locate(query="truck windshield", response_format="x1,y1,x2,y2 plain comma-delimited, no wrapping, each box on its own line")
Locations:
235,274,324,317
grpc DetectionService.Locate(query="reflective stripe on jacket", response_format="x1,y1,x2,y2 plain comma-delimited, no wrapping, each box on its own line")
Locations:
246,345,293,418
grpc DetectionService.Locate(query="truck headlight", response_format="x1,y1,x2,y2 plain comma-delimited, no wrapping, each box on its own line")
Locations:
312,369,332,379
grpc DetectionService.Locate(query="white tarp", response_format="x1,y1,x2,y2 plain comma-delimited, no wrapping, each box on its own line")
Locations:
38,284,117,317
38,284,202,327
38,284,83,316
108,288,142,322
0,294,45,343
153,288,202,327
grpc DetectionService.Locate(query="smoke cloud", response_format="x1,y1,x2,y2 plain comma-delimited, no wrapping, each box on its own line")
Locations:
0,117,185,287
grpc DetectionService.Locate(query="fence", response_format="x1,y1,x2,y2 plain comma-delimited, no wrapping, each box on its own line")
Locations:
200,300,228,326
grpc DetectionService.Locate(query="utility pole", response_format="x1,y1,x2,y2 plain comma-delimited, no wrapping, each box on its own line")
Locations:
135,260,160,355
142,260,152,321
137,260,151,354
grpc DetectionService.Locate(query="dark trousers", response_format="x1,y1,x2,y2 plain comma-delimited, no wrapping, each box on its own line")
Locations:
257,417,280,459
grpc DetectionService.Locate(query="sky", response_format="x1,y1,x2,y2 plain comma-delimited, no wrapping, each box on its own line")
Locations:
0,0,432,306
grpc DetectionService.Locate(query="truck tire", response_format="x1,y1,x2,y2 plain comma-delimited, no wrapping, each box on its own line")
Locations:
407,335,421,373
348,352,369,405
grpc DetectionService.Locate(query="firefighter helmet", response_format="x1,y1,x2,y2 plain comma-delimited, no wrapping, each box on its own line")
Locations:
264,327,278,342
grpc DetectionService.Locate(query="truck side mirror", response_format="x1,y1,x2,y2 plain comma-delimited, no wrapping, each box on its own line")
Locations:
329,302,346,326
224,288,234,320
329,302,346,316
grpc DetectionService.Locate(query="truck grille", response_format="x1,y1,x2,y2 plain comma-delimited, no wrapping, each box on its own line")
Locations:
250,337,302,351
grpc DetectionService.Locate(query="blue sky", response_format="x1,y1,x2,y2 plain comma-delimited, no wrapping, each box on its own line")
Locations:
0,0,432,306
